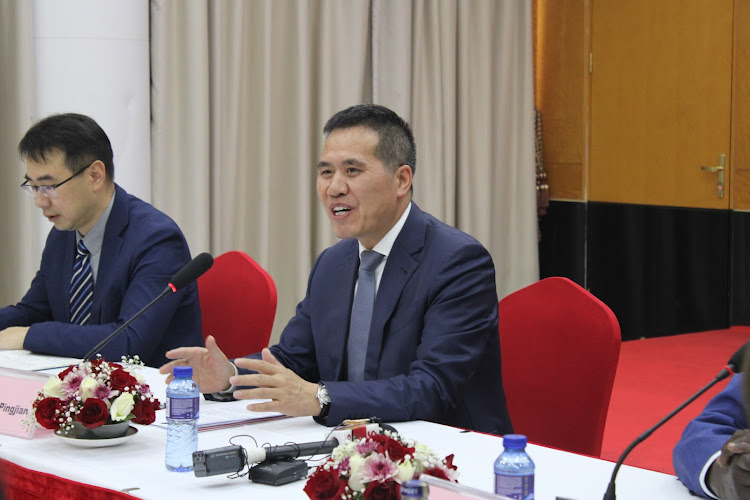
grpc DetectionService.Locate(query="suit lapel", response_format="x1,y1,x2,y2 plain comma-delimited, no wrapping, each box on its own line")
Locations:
92,185,128,323
325,241,359,379
363,204,426,380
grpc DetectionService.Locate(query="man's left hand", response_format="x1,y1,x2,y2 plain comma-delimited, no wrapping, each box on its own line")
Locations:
232,348,321,417
0,327,29,350
707,429,750,499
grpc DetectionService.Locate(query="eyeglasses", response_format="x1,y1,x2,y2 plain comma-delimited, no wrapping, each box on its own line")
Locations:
20,163,93,199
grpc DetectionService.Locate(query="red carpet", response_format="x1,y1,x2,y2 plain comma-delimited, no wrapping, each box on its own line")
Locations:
600,326,750,474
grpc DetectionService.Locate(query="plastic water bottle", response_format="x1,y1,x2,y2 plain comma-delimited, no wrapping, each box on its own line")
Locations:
494,434,535,500
165,366,199,472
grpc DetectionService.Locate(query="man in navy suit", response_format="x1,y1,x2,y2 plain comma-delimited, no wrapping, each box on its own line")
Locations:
161,104,512,434
674,373,750,499
0,113,203,367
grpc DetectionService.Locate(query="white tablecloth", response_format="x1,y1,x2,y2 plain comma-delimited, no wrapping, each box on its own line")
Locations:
0,364,695,500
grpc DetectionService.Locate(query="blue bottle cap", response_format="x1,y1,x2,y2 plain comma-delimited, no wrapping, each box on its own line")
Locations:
173,365,193,377
503,434,527,449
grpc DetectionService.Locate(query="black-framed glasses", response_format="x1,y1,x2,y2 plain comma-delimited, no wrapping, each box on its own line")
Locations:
20,162,93,199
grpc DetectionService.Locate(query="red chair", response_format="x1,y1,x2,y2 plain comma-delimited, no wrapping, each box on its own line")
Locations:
498,277,621,457
197,251,277,359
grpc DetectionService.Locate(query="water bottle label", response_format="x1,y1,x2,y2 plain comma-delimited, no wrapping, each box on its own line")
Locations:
168,396,199,419
494,474,534,500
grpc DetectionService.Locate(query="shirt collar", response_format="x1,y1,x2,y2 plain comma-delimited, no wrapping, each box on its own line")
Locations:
77,188,116,253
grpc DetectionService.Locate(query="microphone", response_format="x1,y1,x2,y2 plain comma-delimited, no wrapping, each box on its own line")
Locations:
193,420,386,478
245,439,339,464
603,340,750,500
81,252,214,361
245,420,385,463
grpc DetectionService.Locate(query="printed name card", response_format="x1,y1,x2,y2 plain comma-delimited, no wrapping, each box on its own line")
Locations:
420,475,513,500
0,367,49,439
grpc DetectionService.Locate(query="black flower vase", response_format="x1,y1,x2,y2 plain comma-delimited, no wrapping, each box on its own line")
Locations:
72,421,130,439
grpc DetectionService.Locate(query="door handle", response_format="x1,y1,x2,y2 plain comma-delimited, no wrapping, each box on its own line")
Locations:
700,154,725,199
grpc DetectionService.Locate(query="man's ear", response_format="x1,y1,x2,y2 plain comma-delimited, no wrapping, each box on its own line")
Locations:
88,160,108,190
395,164,413,197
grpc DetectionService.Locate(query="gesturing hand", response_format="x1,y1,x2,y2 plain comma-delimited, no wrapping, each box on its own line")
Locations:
158,335,235,394
232,348,321,417
707,429,750,500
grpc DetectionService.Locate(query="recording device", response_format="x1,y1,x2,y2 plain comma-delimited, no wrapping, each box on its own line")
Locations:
193,420,387,484
249,460,310,486
193,445,247,477
82,252,214,361
602,341,749,500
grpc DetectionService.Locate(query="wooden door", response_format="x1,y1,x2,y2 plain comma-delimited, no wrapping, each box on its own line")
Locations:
589,0,733,209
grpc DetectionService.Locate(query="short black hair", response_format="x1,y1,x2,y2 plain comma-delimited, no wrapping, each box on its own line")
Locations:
18,113,114,181
323,103,416,177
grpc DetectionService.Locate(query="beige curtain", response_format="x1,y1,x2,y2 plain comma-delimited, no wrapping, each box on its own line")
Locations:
0,0,538,346
151,0,373,342
372,0,538,297
155,0,541,345
0,1,38,306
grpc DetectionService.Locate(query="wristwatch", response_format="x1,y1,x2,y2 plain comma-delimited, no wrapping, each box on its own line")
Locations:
315,382,331,423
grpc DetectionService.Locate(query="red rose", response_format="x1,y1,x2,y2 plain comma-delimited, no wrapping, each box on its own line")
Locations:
422,454,458,482
303,467,347,500
75,398,109,428
131,397,160,425
109,368,138,392
57,365,76,380
33,397,63,430
363,480,400,500
370,433,415,463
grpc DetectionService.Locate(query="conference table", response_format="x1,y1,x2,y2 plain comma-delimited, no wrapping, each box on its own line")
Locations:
0,357,695,500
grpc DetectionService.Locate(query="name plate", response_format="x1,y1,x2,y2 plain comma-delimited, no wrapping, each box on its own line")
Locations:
0,367,49,439
420,475,513,500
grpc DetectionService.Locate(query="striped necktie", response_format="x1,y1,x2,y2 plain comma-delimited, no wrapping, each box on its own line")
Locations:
70,240,94,325
347,250,384,382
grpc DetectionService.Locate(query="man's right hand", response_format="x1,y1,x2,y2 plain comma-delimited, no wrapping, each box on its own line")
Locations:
158,335,235,393
707,429,750,500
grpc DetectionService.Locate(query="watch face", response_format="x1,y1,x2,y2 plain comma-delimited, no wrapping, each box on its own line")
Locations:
317,384,331,405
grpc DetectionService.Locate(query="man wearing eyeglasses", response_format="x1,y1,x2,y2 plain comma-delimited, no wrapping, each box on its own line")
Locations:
0,113,204,367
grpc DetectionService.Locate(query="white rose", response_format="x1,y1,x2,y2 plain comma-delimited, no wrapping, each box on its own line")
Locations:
43,376,64,398
396,460,415,483
110,392,135,421
347,455,365,492
79,376,98,401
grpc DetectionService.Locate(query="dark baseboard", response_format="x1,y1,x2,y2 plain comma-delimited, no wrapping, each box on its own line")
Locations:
538,201,746,340
538,200,586,287
731,211,750,326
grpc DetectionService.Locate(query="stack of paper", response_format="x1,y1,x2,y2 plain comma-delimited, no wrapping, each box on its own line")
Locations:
154,399,286,432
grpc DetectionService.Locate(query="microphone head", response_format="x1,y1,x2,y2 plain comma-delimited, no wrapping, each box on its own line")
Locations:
169,252,214,291
727,341,750,373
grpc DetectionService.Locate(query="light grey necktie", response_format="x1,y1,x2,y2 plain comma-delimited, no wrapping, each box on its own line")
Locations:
70,240,94,325
347,250,384,382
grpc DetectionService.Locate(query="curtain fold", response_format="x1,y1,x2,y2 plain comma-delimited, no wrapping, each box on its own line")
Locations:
0,1,37,306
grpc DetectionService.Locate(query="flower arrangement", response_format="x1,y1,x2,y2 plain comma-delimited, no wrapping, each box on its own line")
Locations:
31,356,161,435
304,430,459,500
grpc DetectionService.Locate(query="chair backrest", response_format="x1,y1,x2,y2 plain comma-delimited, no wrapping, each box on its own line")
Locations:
197,251,277,359
498,276,621,457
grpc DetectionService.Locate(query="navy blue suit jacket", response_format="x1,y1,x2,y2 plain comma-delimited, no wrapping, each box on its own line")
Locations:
0,184,203,367
673,374,746,498
245,203,512,434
